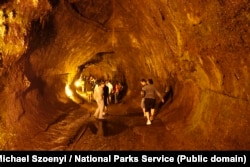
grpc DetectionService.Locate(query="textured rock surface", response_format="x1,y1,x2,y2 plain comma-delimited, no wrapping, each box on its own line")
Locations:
0,0,249,150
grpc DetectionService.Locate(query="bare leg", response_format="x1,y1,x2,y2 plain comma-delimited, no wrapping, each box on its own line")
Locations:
143,108,146,117
94,105,99,118
150,109,155,121
141,98,146,117
146,112,151,125
98,100,105,119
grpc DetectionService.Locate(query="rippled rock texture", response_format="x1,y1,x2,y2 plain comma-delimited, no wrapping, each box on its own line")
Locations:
0,0,249,150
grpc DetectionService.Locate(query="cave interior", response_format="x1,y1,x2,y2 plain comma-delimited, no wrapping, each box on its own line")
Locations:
0,0,249,150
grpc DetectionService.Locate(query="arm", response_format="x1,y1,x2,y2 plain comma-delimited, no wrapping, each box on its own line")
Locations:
140,90,145,97
155,88,164,103
141,86,146,97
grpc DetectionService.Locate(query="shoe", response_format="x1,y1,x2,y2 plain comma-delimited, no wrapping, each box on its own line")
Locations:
98,117,106,119
146,120,151,125
103,112,108,116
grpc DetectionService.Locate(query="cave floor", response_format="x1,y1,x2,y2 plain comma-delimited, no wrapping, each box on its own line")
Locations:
11,99,182,150
67,102,178,151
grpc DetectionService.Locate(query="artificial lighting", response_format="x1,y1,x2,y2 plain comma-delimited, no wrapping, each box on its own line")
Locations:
74,79,81,87
65,84,73,97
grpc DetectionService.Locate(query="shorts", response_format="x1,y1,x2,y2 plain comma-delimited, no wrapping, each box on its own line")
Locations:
144,98,156,112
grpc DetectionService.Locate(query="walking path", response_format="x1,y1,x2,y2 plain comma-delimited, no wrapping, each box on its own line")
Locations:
66,100,178,150
11,98,178,150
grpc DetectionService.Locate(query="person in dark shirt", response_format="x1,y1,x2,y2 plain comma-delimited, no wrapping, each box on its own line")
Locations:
103,80,109,115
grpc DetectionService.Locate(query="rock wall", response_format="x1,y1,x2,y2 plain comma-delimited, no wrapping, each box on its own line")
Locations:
0,0,249,149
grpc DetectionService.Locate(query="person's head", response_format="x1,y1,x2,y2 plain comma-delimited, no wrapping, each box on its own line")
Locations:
147,79,153,85
99,81,105,87
141,78,146,86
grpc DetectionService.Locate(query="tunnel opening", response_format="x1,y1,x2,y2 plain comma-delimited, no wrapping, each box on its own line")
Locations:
66,51,128,105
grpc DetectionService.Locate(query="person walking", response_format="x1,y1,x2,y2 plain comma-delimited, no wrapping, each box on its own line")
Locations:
114,81,121,104
142,79,164,125
140,79,147,117
93,81,105,119
85,77,93,103
103,80,109,115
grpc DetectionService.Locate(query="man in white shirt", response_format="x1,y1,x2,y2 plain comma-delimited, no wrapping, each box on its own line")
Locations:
93,81,105,119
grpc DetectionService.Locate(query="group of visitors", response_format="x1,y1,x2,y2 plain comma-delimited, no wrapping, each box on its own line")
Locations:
76,74,124,119
75,74,169,125
77,75,123,104
93,79,124,119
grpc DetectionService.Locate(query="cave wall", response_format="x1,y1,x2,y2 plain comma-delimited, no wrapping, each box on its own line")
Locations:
0,0,249,149
0,0,53,148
